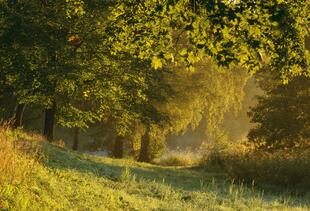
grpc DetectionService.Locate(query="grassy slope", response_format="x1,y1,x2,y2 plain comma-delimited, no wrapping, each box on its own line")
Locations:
0,130,309,210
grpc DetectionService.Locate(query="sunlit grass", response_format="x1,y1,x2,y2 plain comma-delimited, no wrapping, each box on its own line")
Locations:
153,149,202,166
0,128,309,210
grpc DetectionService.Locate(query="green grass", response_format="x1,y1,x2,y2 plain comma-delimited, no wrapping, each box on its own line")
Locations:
0,129,309,210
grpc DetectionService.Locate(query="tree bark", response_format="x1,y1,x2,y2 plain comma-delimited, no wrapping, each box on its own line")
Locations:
113,135,124,158
72,127,80,150
43,101,56,142
138,126,151,162
12,103,25,129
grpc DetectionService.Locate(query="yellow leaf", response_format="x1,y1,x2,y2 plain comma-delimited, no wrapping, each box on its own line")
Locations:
180,48,187,56
152,56,163,70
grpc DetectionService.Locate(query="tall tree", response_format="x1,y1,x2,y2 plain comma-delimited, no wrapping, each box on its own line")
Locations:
0,0,113,139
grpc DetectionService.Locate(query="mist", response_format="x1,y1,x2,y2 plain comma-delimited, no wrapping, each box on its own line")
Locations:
166,77,262,150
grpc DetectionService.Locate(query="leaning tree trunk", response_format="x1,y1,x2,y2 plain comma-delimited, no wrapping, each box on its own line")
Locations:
43,101,56,142
138,126,151,162
113,135,124,158
12,103,26,129
72,127,80,150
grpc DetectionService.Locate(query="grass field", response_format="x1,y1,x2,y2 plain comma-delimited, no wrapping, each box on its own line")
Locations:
0,129,309,210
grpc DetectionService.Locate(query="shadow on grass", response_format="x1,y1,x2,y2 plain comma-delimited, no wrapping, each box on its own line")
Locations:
39,143,310,207
40,143,224,192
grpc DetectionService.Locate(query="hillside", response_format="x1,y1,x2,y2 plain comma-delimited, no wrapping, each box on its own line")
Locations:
0,128,309,210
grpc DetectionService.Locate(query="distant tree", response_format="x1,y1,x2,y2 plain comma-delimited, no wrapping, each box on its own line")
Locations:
248,76,310,149
107,61,169,159
134,62,249,162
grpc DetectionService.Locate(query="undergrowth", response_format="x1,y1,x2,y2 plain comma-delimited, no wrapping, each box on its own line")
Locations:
222,148,310,191
0,127,41,209
154,149,202,166
201,139,310,193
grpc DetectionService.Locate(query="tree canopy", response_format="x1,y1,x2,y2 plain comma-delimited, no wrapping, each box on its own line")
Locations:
106,0,309,82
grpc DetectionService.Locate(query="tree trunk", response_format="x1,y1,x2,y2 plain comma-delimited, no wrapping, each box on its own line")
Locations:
138,126,151,162
12,103,25,129
113,135,124,158
43,101,56,142
72,127,80,150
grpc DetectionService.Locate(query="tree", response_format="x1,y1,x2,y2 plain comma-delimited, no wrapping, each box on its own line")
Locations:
248,75,310,149
0,0,88,137
0,1,43,126
72,127,80,151
0,0,112,140
106,60,169,160
106,0,309,81
113,135,124,158
134,62,248,162
1,0,169,152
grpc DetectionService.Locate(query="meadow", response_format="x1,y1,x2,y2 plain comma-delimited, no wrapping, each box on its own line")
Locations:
1,127,309,210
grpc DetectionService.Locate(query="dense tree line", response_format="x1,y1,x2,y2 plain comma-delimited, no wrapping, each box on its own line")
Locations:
0,0,309,161
0,0,167,161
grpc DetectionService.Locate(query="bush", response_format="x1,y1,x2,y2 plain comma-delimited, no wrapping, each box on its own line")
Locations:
200,139,252,169
223,147,310,191
200,138,310,192
154,149,202,166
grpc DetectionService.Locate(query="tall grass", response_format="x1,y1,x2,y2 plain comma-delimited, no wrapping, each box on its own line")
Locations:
0,128,30,183
223,148,310,191
200,139,310,192
154,149,203,166
0,126,41,209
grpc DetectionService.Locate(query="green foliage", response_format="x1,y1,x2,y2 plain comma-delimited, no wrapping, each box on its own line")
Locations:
122,62,248,161
147,124,167,160
155,63,248,143
65,0,86,18
248,76,310,149
221,147,310,191
0,0,101,127
106,0,310,81
199,136,310,191
0,0,167,137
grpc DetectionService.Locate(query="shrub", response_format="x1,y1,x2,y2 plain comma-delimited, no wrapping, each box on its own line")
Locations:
154,149,202,166
223,147,310,191
200,138,310,192
200,139,252,169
